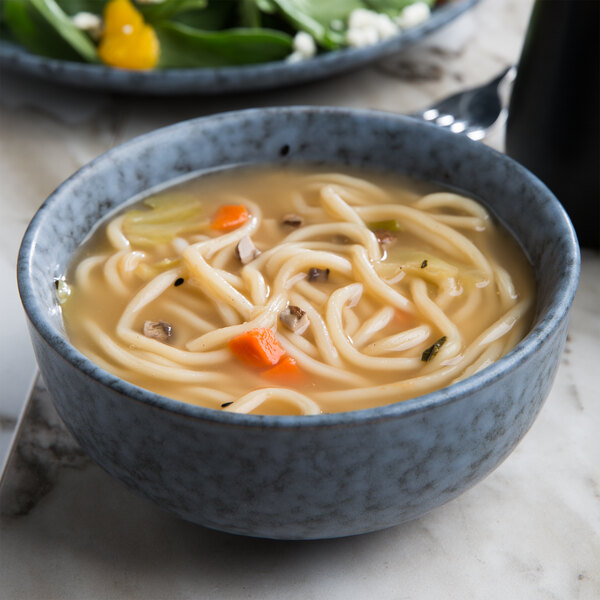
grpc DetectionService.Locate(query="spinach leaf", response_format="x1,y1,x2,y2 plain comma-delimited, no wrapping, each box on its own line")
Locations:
255,0,276,12
171,1,236,30
54,0,106,16
137,0,208,22
2,0,94,60
365,0,433,17
239,0,261,28
28,0,98,60
269,0,365,48
155,21,293,67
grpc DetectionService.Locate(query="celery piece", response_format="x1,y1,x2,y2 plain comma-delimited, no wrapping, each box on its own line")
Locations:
368,219,402,232
123,193,208,247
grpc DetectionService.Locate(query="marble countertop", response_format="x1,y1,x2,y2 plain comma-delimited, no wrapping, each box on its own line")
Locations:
1,0,599,597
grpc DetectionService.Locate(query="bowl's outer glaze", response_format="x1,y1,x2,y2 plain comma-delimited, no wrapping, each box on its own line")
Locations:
18,108,579,539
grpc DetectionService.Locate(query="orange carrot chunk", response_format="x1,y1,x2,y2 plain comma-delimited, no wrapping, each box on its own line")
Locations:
211,204,249,232
262,356,304,384
395,309,415,328
229,328,286,368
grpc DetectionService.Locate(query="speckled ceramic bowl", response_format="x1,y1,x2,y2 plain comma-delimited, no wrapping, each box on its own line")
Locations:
18,108,579,540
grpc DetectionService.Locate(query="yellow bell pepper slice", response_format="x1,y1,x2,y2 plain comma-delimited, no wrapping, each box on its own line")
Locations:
98,0,159,70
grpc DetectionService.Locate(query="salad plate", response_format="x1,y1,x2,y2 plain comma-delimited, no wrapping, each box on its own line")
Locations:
0,0,479,95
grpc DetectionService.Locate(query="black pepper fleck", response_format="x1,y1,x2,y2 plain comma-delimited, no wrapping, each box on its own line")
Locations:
421,260,428,268
221,401,234,408
174,278,184,287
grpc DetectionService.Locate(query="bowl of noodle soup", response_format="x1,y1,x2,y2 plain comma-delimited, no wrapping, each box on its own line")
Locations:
18,107,579,539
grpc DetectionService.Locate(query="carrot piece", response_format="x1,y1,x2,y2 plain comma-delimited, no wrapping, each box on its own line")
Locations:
211,204,249,232
395,309,414,328
229,328,286,368
262,356,304,384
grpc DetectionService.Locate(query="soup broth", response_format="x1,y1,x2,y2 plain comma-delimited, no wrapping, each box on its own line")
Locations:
61,165,535,415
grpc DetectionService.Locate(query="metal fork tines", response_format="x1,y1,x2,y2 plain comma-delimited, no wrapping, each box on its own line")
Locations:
413,66,517,140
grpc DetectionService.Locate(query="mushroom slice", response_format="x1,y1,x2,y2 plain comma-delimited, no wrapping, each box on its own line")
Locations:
235,235,261,265
331,234,351,245
307,267,330,282
279,305,310,335
373,229,396,246
281,213,304,228
143,320,172,342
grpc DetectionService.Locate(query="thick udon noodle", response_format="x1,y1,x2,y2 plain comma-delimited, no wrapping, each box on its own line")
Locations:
61,166,534,415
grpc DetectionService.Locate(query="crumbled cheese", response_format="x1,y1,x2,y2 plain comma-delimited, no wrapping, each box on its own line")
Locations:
346,8,398,48
71,12,103,40
294,31,317,56
396,2,431,29
346,26,379,49
286,31,317,63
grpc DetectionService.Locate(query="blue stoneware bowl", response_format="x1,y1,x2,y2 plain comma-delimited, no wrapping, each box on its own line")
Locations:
18,107,579,539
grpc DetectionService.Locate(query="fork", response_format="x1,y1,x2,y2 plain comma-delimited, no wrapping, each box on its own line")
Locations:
412,66,517,140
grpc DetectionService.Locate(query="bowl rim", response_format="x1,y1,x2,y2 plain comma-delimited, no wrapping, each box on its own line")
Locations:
17,106,581,429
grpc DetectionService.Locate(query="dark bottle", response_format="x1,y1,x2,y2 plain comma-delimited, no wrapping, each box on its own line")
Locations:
505,0,599,249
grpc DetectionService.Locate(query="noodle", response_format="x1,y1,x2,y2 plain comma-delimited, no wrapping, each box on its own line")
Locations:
61,166,535,416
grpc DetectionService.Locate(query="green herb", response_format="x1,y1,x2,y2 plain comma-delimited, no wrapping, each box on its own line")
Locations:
421,336,446,362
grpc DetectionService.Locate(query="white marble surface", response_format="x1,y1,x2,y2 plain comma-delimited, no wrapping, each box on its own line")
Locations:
1,0,599,597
